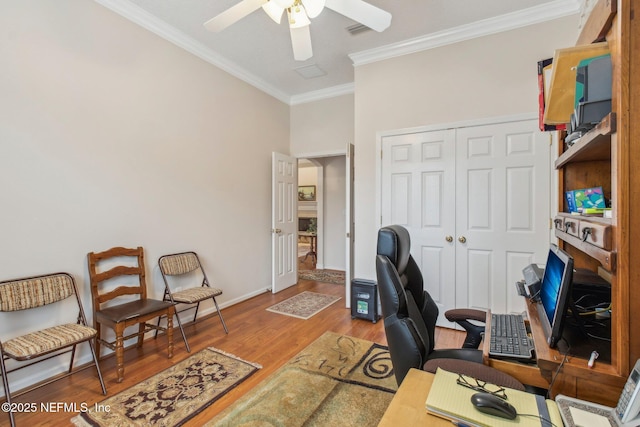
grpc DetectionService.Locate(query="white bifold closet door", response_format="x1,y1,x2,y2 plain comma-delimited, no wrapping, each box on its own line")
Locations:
381,118,549,328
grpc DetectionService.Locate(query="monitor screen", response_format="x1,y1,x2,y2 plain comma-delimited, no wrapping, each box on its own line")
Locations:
538,244,574,348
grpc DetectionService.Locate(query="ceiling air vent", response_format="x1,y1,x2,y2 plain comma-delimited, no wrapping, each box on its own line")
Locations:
294,64,327,79
346,23,372,35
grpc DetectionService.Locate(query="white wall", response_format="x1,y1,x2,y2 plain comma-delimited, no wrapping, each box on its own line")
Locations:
352,16,580,280
0,0,289,391
318,156,346,270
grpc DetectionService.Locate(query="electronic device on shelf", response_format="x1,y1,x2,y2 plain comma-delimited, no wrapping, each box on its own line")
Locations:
556,358,640,427
536,244,575,348
522,263,544,300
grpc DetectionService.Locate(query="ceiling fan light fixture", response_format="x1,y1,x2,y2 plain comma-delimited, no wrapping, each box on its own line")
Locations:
262,1,285,23
301,0,325,18
272,0,296,9
287,6,310,28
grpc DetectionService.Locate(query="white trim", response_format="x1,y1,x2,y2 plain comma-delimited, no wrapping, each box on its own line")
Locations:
294,149,347,159
377,112,538,139
350,0,580,67
289,83,354,105
93,0,291,104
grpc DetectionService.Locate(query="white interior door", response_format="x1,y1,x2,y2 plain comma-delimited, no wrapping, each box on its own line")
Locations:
381,117,549,327
272,152,298,293
455,120,549,315
345,143,354,308
381,130,457,326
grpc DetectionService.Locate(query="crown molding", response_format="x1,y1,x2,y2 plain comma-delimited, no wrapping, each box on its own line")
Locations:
94,0,579,106
349,0,580,66
290,83,354,106
93,0,291,104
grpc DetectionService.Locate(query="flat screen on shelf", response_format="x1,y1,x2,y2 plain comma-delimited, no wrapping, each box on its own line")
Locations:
537,244,574,348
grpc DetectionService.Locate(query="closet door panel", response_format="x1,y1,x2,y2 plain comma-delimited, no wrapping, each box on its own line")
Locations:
456,120,549,314
382,130,456,327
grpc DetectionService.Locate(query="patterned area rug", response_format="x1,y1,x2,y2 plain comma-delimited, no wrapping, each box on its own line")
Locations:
298,269,345,285
266,291,341,320
71,348,260,427
206,331,397,426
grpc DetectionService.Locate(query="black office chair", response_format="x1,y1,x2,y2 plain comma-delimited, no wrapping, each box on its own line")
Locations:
376,225,524,390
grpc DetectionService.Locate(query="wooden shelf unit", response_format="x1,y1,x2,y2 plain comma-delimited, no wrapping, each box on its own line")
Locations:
532,0,640,405
554,112,615,168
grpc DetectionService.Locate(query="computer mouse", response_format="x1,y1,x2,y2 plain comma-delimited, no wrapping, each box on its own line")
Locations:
470,392,517,420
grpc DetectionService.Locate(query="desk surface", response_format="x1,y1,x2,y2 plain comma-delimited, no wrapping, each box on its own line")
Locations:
377,368,451,426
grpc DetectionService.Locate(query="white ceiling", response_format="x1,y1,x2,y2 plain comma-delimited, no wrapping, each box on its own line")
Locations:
95,0,580,104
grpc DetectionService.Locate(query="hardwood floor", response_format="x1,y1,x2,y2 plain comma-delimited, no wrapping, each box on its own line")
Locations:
6,276,465,426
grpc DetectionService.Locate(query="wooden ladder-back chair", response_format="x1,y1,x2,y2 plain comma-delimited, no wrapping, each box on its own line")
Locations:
0,273,107,427
157,251,228,352
87,246,174,383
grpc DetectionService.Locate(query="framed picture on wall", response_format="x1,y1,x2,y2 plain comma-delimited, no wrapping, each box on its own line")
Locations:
298,185,316,201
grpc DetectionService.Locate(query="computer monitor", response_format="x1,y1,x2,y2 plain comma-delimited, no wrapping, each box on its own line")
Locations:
537,244,574,348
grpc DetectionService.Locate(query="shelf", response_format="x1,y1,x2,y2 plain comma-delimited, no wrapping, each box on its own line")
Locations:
555,112,616,169
556,212,612,225
576,0,617,45
523,298,624,405
554,229,616,270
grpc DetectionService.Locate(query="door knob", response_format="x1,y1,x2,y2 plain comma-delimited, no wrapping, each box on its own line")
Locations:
458,236,467,243
272,228,282,234
445,236,453,242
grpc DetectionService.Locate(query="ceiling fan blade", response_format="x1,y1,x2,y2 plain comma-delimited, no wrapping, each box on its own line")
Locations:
301,0,326,19
290,25,313,61
324,0,391,32
204,0,267,32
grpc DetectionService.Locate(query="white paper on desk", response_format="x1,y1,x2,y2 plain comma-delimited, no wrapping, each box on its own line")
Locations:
569,406,611,427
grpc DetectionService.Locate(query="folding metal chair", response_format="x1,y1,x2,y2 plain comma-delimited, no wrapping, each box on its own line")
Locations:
0,273,107,427
157,251,228,352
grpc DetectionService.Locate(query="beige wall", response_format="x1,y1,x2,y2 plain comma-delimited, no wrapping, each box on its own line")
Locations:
290,94,354,156
352,16,580,279
0,0,582,393
0,0,289,390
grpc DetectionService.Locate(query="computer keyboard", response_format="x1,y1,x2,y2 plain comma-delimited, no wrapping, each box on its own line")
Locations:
489,313,535,360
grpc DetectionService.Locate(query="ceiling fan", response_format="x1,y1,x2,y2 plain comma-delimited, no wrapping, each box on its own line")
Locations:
204,0,392,61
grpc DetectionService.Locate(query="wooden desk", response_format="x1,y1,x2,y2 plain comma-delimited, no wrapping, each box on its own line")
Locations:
378,368,451,426
482,299,625,406
519,298,624,406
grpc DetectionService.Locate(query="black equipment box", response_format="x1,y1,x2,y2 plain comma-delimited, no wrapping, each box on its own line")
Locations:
351,279,379,323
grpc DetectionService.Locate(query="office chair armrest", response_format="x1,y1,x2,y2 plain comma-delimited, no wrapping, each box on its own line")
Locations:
444,308,486,323
444,308,486,349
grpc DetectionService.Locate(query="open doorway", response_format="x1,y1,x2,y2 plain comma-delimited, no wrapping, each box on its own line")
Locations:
297,156,346,277
298,159,318,270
